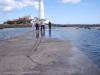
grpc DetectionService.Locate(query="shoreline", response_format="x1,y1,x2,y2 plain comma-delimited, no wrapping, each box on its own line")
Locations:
0,24,32,29
0,24,100,29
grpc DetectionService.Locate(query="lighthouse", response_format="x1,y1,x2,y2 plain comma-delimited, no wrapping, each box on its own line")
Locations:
39,0,45,19
33,0,49,24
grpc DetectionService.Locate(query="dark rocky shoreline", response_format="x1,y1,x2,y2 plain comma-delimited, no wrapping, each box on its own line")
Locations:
0,24,32,29
0,24,100,29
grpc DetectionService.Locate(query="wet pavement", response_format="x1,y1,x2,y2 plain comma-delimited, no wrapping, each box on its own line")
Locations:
0,30,100,75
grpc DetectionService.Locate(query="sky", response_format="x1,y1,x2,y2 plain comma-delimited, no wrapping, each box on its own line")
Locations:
0,0,100,24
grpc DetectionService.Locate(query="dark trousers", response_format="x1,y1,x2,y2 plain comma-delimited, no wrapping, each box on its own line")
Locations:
36,25,39,30
49,26,51,30
41,25,45,31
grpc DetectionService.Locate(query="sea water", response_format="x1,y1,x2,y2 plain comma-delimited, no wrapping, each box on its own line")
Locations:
45,27,100,68
0,28,31,40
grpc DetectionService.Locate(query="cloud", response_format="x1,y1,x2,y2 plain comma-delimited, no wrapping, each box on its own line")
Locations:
0,0,81,12
0,0,39,12
62,0,81,4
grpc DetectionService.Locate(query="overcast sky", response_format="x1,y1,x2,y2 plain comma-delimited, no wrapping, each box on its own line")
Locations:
0,0,100,24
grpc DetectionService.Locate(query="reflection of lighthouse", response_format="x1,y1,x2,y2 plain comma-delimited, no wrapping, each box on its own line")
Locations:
39,0,45,19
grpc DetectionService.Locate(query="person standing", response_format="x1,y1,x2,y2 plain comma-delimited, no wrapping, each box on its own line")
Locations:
41,24,45,31
35,23,39,30
40,21,45,37
31,20,35,31
48,21,52,37
40,21,45,31
48,21,52,30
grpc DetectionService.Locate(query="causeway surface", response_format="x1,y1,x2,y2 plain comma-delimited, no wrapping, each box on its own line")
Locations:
0,30,100,75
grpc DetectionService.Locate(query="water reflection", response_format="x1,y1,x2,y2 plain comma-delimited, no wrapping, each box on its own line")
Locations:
35,28,52,38
41,28,45,37
35,30,40,38
49,29,51,37
35,29,45,38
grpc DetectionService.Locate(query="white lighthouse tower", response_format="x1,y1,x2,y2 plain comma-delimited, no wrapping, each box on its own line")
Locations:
38,0,49,24
39,0,45,19
33,0,49,24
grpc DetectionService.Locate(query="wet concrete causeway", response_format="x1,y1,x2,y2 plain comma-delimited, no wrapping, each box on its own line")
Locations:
0,31,100,75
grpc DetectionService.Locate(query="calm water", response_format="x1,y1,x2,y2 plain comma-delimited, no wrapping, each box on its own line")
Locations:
0,28,31,40
45,27,100,68
0,27,100,68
